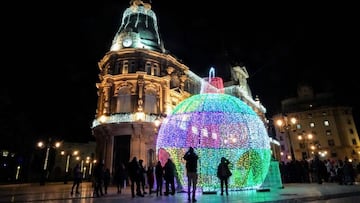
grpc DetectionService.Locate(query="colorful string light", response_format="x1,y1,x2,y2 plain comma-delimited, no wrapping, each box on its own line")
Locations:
156,93,271,191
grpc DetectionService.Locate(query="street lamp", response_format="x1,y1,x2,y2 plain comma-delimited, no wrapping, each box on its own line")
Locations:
311,144,327,158
37,138,61,185
60,150,80,184
276,115,297,161
297,133,313,160
60,150,71,184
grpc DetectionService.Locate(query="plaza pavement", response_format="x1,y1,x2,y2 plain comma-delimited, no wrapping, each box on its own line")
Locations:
0,181,360,203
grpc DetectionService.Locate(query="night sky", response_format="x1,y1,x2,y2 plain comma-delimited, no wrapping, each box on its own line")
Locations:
2,1,359,147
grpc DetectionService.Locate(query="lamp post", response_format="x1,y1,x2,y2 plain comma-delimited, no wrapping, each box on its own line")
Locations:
37,138,61,185
60,150,79,184
297,133,313,160
276,115,297,161
311,144,327,158
60,150,71,184
85,156,95,181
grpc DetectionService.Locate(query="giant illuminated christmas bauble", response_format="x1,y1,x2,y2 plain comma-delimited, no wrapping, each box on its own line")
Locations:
156,93,271,191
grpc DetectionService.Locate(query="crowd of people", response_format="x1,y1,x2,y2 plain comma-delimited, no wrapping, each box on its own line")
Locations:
69,147,233,200
109,155,180,198
69,148,360,199
280,155,360,185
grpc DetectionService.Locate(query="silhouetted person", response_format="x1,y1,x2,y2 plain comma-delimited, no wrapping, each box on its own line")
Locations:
71,163,82,195
217,157,231,196
183,147,198,202
343,157,355,185
155,161,164,196
300,159,310,183
128,157,143,198
164,158,175,196
337,160,344,185
93,163,105,197
114,163,126,194
313,155,326,184
103,168,111,194
139,159,147,195
147,163,155,195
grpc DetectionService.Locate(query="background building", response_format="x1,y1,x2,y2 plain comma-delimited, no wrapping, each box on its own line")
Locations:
273,84,360,163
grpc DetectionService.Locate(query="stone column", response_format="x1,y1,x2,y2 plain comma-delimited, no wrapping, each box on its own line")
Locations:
137,77,144,112
130,123,143,160
103,84,111,115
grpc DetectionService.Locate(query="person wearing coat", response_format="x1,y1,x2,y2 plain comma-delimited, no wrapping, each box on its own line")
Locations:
183,147,199,202
128,157,144,198
163,158,175,196
155,161,164,196
114,163,126,194
217,157,232,196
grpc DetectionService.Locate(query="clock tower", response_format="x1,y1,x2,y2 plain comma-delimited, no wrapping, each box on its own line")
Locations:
110,0,164,52
92,0,191,172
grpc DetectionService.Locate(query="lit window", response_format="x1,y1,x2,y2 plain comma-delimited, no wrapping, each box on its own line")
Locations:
122,60,129,74
144,89,157,114
152,64,160,76
324,120,330,126
310,122,315,128
116,87,131,113
326,130,331,136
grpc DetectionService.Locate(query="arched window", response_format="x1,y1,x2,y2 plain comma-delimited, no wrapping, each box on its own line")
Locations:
116,87,131,113
129,61,136,73
145,62,152,75
144,88,157,114
122,60,128,74
145,61,160,76
152,63,160,76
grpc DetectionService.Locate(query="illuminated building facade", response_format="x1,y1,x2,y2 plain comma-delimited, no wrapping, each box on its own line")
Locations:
273,84,360,163
91,0,272,175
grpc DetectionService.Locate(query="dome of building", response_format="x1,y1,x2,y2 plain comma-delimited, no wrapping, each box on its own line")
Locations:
110,0,164,52
156,93,272,191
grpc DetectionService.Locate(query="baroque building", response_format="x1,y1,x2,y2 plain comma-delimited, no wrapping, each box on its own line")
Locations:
91,1,270,172
273,84,360,163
